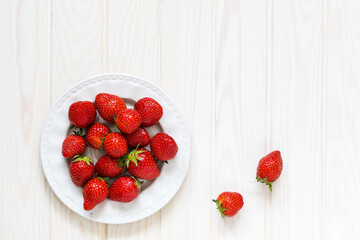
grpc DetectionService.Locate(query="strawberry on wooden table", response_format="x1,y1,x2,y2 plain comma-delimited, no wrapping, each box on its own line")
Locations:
95,154,124,178
124,127,150,148
69,156,95,187
95,93,126,123
103,132,128,158
83,177,109,211
256,150,283,191
125,148,160,180
86,122,110,149
115,108,142,134
134,97,163,127
62,135,86,158
150,132,178,161
213,192,244,217
109,176,141,202
68,101,96,128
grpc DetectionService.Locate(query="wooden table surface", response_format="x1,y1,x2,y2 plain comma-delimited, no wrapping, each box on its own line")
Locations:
1,0,360,239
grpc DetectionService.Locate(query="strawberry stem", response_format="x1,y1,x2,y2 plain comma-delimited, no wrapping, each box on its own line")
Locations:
99,136,106,150
72,156,94,165
212,199,226,218
73,127,85,137
124,146,145,167
97,176,109,183
256,177,273,192
117,157,125,168
131,176,143,191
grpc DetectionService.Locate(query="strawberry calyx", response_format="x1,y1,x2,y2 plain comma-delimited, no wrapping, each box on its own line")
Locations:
71,126,85,138
131,176,143,191
72,155,94,166
117,157,125,168
99,132,110,150
125,149,145,167
97,176,109,183
212,199,227,218
124,144,145,167
99,136,106,150
256,176,273,191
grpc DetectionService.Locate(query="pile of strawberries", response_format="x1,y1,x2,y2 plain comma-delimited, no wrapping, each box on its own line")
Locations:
62,93,178,211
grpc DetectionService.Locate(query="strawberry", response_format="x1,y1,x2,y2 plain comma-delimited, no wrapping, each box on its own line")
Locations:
86,123,110,149
95,154,124,178
134,97,163,127
69,156,95,187
62,135,86,158
124,127,150,148
213,192,244,217
115,108,142,134
83,177,109,211
150,133,178,161
103,132,128,158
256,150,283,191
109,176,141,202
68,101,96,128
125,148,160,180
95,93,126,123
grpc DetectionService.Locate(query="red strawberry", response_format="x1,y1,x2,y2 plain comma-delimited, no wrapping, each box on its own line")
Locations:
83,177,109,211
103,132,128,158
256,150,283,191
213,192,244,217
125,148,160,180
68,101,96,128
134,97,163,127
86,123,110,149
115,109,142,134
62,135,86,158
95,93,126,123
109,176,141,202
95,154,124,178
124,127,150,148
69,156,95,187
150,133,178,161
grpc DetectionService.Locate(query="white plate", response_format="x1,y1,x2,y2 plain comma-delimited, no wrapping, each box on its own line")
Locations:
40,73,190,224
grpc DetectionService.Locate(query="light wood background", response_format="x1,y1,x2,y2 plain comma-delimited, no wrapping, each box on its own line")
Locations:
1,0,360,239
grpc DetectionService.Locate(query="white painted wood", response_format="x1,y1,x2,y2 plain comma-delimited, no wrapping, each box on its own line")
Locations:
160,1,214,239
324,0,360,238
267,1,324,239
214,0,267,239
0,1,51,239
1,0,360,239
51,0,107,101
107,0,160,83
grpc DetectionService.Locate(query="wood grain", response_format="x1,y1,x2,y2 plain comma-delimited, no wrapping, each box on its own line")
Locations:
51,0,107,101
50,1,107,239
324,0,360,238
107,0,160,83
160,0,214,239
0,0,51,239
214,0,267,239
267,1,324,239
